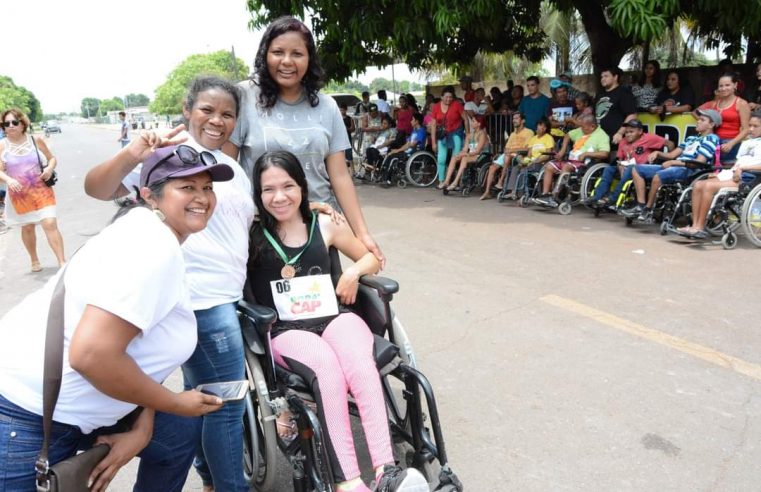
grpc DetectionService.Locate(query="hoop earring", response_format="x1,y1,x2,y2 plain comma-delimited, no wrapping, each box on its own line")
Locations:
153,208,166,222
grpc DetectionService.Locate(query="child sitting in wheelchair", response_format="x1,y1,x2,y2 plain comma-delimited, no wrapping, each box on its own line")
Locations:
246,150,428,492
380,112,427,186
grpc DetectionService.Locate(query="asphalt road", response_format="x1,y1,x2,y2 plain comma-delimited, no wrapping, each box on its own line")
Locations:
1,124,760,491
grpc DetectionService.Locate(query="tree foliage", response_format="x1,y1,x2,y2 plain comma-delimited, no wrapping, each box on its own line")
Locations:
0,76,43,121
80,97,100,118
99,97,126,114
125,93,150,107
150,50,249,115
246,0,761,82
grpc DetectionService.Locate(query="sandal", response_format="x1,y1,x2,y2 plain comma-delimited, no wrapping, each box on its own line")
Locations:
675,226,697,237
31,261,42,273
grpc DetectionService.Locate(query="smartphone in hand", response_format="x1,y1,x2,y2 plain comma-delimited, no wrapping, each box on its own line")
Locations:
196,380,249,402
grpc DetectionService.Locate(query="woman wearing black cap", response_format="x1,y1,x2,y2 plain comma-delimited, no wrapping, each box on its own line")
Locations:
0,145,233,492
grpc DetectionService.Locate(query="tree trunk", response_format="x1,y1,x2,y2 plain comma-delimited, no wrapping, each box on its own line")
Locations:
747,39,761,65
574,1,632,92
642,40,651,68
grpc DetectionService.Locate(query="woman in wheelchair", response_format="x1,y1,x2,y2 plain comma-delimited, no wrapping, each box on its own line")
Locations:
246,150,428,492
534,114,610,208
439,114,490,191
676,111,761,238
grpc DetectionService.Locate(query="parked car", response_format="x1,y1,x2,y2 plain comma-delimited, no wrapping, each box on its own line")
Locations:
329,93,362,116
44,120,62,134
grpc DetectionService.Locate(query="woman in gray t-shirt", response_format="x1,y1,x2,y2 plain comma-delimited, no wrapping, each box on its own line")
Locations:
225,16,384,265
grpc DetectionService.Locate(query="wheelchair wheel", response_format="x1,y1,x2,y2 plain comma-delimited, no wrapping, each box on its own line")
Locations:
740,184,761,247
242,352,278,491
405,151,437,187
721,231,738,250
580,163,608,202
558,201,572,215
397,178,408,189
519,194,530,208
659,221,669,236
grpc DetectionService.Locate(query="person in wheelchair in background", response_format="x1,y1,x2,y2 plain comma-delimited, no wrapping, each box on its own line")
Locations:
583,119,674,210
246,150,428,492
534,114,610,208
439,114,490,192
380,112,427,187
362,115,398,178
621,109,721,223
675,110,761,239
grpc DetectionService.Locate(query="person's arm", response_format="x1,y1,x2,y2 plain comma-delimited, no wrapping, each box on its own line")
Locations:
348,117,356,133
85,126,187,200
325,151,384,267
34,137,58,183
555,135,571,159
88,408,156,492
460,106,470,134
580,150,610,161
320,214,380,305
221,141,239,161
723,99,751,152
472,131,488,154
0,141,21,192
69,305,223,416
613,113,637,144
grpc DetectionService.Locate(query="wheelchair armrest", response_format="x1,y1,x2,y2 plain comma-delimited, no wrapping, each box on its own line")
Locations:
238,300,277,329
359,275,399,296
515,150,528,156
681,159,712,170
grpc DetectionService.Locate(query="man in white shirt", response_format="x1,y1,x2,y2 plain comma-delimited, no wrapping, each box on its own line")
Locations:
464,88,493,117
375,90,391,114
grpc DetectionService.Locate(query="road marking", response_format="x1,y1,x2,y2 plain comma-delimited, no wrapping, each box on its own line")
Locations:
540,294,761,383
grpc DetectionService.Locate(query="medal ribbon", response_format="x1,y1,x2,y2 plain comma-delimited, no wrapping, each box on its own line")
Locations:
262,212,317,269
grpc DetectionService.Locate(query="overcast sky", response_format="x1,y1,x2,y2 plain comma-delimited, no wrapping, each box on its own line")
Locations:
5,1,423,114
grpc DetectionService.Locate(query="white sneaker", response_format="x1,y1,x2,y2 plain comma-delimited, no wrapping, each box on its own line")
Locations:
374,466,428,492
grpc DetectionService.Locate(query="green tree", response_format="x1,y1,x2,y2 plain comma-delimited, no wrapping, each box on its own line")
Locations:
246,0,761,83
80,97,100,118
150,50,248,115
125,93,150,107
99,97,126,114
0,76,43,121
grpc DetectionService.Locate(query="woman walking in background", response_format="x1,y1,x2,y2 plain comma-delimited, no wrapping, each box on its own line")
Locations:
0,108,65,271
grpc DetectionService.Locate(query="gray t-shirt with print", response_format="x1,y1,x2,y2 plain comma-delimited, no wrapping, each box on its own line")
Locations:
230,83,351,206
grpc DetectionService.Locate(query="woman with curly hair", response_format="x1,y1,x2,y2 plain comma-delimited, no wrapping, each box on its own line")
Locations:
225,16,384,265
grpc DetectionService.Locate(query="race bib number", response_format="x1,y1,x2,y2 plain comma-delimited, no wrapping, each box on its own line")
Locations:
270,274,339,321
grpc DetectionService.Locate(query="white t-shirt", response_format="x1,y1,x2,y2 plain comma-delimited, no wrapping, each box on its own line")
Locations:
736,137,761,168
122,133,255,310
464,101,489,115
0,208,196,433
375,99,391,114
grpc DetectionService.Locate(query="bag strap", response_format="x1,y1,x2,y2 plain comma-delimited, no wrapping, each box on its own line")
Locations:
30,136,44,173
35,264,70,488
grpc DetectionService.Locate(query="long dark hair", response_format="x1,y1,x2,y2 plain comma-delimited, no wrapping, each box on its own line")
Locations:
111,181,165,223
250,151,312,259
639,60,662,88
252,16,325,110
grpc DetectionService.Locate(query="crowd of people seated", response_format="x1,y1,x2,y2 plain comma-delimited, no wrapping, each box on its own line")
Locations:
346,61,761,245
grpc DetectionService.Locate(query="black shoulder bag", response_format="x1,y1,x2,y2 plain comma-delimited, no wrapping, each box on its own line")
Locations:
31,136,58,187
35,266,110,492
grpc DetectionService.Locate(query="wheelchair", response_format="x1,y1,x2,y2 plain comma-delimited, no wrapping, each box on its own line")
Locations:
442,152,492,197
654,161,721,234
678,171,761,249
404,150,438,188
581,163,638,217
532,158,596,215
238,249,462,492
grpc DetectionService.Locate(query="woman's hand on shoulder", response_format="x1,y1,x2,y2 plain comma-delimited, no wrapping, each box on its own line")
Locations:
310,201,345,225
127,124,188,162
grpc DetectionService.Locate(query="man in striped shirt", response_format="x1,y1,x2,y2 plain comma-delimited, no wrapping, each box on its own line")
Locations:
622,109,721,222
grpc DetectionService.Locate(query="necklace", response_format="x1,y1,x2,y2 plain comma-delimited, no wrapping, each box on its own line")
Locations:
262,212,317,279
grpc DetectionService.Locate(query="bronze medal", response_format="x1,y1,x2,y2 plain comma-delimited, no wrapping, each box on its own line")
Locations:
281,264,296,279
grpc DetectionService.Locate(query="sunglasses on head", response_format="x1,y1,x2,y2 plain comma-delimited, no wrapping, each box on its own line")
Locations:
144,145,217,186
2,120,20,128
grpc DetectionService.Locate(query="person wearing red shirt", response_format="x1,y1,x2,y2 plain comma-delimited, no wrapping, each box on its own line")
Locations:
459,76,475,102
431,87,469,185
585,119,675,207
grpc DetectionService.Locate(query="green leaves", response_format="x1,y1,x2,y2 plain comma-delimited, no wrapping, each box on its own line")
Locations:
608,0,669,42
149,51,249,115
0,76,42,122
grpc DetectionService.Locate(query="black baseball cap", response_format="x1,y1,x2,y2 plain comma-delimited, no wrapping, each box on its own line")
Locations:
623,119,644,129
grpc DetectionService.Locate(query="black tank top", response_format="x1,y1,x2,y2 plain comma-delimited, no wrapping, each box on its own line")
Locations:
247,220,346,336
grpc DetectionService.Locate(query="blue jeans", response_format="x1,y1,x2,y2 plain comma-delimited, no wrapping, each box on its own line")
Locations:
592,165,635,202
182,302,247,491
0,394,199,492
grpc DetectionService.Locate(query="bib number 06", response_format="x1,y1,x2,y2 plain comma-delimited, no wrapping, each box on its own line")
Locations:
274,280,291,294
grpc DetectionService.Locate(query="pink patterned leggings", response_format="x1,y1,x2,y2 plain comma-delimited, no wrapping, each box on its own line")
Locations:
272,313,393,482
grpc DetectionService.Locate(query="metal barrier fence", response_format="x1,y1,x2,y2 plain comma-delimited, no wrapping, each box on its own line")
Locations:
486,114,513,152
